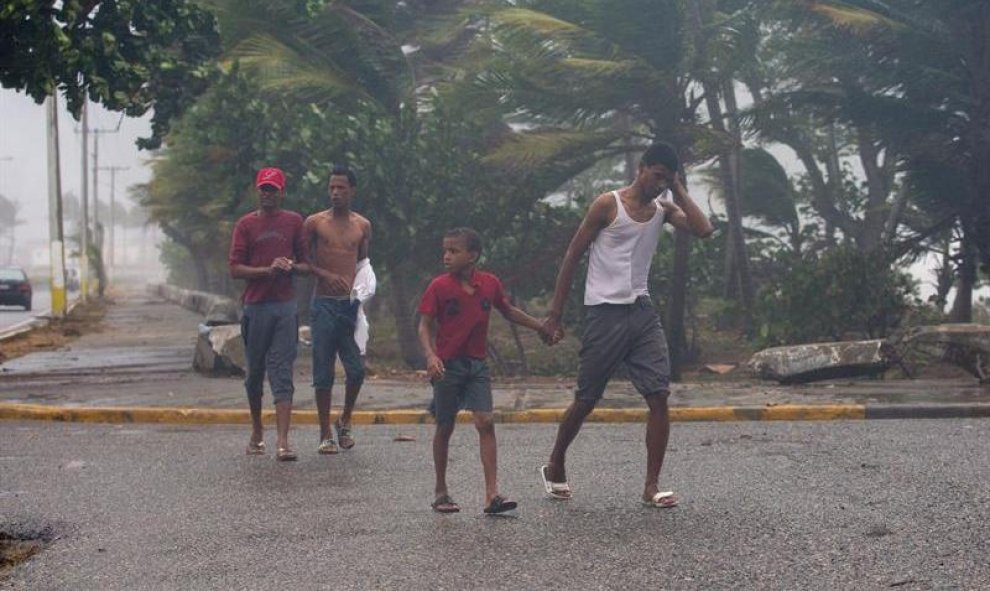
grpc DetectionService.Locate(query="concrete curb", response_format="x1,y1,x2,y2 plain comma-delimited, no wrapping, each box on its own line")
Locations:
2,402,989,426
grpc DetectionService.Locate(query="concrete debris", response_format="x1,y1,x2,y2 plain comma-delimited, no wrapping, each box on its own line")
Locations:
898,323,990,383
193,324,245,376
205,300,241,326
748,324,990,384
747,340,891,384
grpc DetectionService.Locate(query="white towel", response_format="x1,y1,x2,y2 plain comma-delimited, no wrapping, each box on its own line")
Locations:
351,258,377,355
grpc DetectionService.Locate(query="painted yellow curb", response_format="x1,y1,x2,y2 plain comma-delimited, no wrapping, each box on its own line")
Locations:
0,402,867,425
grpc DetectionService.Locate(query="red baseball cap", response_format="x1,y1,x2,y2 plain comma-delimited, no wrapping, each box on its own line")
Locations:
255,167,286,191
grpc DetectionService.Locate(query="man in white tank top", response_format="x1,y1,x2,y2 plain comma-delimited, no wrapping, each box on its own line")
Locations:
538,143,714,508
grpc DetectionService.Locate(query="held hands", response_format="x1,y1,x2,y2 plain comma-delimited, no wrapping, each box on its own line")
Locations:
539,317,565,346
425,354,445,381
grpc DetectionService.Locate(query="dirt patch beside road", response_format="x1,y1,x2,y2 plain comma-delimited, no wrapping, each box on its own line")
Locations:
0,300,107,364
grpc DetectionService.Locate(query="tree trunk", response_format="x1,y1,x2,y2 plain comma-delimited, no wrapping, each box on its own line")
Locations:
688,0,753,327
191,248,210,293
950,231,976,322
389,260,425,368
667,228,691,381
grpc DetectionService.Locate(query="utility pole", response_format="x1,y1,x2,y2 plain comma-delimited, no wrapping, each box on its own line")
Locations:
98,165,128,278
80,111,122,299
78,102,90,301
45,97,67,318
90,114,123,239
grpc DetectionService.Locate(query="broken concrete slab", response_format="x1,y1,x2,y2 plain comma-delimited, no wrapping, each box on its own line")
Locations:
193,324,245,376
747,340,891,384
205,299,241,326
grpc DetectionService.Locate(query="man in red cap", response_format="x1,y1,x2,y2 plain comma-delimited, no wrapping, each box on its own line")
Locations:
229,167,312,461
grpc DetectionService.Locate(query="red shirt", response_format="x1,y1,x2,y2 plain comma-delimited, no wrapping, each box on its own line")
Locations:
228,209,308,304
418,270,511,361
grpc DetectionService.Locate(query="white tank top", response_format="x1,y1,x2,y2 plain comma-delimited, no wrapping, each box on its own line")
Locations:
584,190,666,305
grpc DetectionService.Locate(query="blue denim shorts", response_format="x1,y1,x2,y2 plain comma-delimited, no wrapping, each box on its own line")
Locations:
311,297,365,390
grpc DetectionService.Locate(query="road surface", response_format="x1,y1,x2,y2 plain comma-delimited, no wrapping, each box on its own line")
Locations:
2,419,988,590
0,286,79,331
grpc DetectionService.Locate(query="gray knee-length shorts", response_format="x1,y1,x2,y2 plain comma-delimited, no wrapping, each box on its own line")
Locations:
576,296,671,402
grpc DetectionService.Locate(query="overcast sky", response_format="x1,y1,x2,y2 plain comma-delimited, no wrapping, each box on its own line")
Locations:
0,88,153,247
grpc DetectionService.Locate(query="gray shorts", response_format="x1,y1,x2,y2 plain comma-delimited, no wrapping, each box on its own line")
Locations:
241,300,298,408
430,358,492,426
576,296,671,403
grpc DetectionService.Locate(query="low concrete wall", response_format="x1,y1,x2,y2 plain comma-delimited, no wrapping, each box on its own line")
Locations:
147,283,240,324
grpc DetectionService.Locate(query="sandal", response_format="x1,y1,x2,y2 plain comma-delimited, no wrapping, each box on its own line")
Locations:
246,440,266,455
540,465,572,499
275,447,298,462
642,491,677,508
317,438,339,455
483,495,518,515
431,494,460,514
335,420,355,450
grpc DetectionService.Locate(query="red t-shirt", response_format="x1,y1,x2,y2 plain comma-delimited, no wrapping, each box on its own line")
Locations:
228,209,308,304
418,270,511,361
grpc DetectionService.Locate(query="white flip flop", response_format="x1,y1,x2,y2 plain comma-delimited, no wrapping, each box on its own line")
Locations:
540,465,572,500
642,491,677,508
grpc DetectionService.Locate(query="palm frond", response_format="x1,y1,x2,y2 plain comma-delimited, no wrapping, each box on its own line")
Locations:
231,34,370,103
560,58,637,77
483,128,623,172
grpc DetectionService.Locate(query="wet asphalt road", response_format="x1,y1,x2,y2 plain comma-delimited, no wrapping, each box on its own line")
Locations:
0,287,81,331
0,287,44,330
2,419,989,590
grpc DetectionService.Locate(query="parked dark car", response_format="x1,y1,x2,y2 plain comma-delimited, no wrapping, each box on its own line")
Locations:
0,267,32,310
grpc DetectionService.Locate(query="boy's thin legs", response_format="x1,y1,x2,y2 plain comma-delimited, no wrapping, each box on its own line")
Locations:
315,388,333,440
433,421,456,496
474,412,498,503
546,399,596,483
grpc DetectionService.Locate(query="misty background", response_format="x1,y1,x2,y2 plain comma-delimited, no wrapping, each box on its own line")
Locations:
0,88,164,283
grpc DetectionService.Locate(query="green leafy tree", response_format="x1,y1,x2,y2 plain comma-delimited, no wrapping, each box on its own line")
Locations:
755,246,915,345
204,0,579,367
800,1,990,322
0,0,222,148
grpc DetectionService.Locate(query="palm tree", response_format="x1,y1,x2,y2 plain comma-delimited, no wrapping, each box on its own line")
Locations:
800,0,990,319
459,0,725,376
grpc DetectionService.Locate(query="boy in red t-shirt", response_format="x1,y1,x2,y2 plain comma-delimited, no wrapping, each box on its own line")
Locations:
418,227,547,514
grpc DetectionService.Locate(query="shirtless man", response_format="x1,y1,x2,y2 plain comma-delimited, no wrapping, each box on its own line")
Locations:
303,165,372,454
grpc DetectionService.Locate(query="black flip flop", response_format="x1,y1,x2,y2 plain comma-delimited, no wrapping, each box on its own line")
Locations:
483,495,518,515
431,494,460,513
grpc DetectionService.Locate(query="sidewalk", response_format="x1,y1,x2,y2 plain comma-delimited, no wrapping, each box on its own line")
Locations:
1,285,989,423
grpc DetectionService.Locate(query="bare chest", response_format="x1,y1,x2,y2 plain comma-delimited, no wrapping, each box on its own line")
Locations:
316,217,363,251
